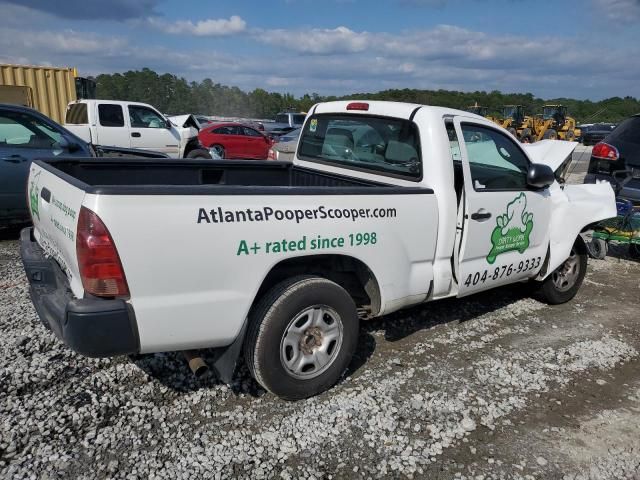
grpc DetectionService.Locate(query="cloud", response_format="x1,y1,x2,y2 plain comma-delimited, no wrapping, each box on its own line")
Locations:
0,28,127,56
592,0,640,22
258,26,369,54
148,15,247,36
0,20,638,100
1,0,160,20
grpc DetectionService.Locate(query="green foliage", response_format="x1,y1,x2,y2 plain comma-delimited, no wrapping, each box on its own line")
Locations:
96,68,640,122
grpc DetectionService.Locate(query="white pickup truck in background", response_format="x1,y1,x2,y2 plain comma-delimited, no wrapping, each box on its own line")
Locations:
21,100,615,400
64,99,210,158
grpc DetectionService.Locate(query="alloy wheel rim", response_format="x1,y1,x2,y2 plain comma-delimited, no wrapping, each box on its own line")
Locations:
213,145,224,156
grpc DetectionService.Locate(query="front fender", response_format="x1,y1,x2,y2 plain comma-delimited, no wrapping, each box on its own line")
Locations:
542,182,615,278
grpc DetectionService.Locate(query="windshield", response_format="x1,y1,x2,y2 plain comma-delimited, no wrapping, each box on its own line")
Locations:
608,117,640,145
503,106,517,119
298,114,421,180
543,107,559,120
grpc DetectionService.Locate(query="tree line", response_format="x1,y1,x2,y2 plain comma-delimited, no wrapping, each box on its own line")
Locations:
95,68,640,123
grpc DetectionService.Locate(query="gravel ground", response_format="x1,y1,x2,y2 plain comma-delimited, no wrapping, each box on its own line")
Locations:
2,147,640,479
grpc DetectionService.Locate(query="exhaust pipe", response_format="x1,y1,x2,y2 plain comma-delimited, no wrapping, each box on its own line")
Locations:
183,350,209,377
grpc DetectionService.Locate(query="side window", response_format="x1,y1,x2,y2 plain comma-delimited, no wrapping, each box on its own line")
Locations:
243,127,262,137
98,104,125,127
461,124,530,191
129,106,166,129
213,126,237,135
65,103,88,124
0,112,59,149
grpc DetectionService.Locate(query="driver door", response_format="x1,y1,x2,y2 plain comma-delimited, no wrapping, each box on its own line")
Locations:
128,105,180,157
453,118,552,296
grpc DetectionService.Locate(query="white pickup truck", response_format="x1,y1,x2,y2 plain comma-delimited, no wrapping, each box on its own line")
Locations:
64,99,210,159
20,100,615,400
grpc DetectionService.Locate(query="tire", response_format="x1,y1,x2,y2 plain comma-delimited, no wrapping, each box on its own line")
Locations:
520,128,534,144
244,276,359,400
565,130,575,142
508,127,517,137
585,238,608,259
186,148,210,159
537,240,588,304
629,243,640,259
543,129,558,140
210,144,225,159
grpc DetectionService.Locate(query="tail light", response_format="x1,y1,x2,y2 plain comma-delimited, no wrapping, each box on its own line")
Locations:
267,148,277,161
592,142,619,161
76,207,129,297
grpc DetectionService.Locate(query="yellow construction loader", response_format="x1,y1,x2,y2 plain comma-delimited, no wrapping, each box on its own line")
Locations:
491,105,538,143
530,105,580,141
467,103,500,124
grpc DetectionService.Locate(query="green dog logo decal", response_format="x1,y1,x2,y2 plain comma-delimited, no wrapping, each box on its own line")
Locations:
487,192,534,264
29,171,41,221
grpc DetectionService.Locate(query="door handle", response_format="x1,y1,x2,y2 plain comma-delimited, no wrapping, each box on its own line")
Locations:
131,132,141,138
1,154,24,163
471,210,492,221
41,187,51,203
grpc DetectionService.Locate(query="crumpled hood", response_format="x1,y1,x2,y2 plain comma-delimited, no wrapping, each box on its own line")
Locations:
167,114,200,140
522,140,577,173
168,114,200,130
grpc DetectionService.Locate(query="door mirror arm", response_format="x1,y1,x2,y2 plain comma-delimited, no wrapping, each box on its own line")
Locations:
527,163,555,190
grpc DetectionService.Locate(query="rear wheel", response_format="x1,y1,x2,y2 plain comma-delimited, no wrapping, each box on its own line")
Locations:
543,129,558,140
244,276,359,400
508,127,517,137
565,130,576,141
520,128,534,143
537,241,588,304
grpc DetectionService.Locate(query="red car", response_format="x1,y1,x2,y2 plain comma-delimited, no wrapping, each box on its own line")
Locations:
198,122,273,159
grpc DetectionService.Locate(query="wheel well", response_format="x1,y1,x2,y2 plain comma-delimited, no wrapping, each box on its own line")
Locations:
254,254,381,318
183,137,201,156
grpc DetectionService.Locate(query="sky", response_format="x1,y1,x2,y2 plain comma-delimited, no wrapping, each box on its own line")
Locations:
1,0,639,100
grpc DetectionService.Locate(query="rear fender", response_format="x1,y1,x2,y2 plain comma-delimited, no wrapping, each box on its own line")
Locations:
541,182,616,278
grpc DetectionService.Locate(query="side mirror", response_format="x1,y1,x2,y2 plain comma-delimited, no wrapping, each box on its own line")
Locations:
165,119,173,129
57,136,79,152
57,136,70,149
527,163,555,189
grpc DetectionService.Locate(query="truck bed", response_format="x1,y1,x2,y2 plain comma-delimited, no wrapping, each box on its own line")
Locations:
37,158,429,195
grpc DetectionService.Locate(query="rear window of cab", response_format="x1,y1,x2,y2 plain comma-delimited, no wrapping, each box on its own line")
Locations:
297,114,422,181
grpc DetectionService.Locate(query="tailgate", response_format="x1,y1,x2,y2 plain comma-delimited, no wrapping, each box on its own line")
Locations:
28,161,86,297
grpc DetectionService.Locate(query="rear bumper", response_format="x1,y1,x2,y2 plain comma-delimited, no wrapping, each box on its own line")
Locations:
20,227,140,357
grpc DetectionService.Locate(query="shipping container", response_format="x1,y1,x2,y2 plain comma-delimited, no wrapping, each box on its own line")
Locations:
0,64,94,124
